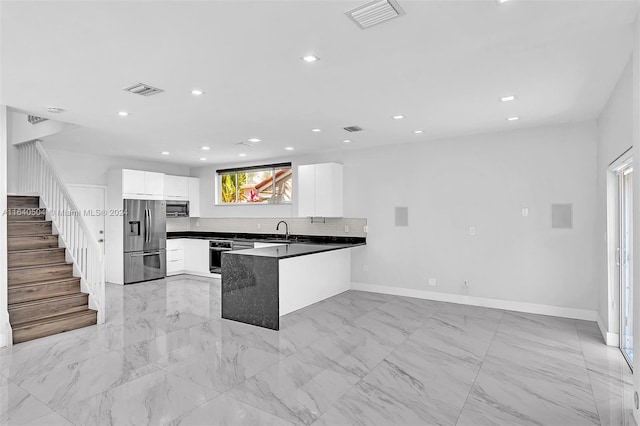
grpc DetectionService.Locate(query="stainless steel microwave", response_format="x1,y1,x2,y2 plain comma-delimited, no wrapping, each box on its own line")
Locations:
166,201,189,217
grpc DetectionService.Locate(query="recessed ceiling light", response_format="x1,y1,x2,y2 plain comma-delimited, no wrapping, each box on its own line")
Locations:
413,130,423,134
507,116,520,121
311,128,322,133
201,146,210,151
47,107,64,113
496,0,511,4
248,138,261,143
239,153,247,157
392,115,404,120
160,151,170,155
191,89,204,96
285,147,295,151
500,95,516,102
302,55,320,63
199,157,207,161
343,140,351,143
117,111,129,117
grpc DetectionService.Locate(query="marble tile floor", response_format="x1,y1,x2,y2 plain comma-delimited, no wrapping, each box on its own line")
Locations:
0,275,635,426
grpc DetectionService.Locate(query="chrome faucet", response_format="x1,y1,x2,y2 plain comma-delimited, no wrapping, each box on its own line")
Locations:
276,220,289,240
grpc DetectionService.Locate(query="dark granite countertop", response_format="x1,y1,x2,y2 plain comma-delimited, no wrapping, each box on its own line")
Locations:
223,242,363,259
167,231,365,245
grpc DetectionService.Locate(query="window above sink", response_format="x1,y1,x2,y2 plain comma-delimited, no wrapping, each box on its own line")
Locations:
216,162,292,206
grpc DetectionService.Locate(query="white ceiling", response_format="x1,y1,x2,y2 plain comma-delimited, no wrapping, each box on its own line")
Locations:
1,0,637,166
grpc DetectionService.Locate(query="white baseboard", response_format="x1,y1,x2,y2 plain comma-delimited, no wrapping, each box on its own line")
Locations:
0,320,12,348
596,313,619,346
350,282,598,322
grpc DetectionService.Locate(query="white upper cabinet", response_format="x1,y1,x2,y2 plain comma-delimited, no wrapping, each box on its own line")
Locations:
121,169,145,195
144,172,164,198
120,169,164,200
164,175,190,200
188,177,200,217
297,163,343,217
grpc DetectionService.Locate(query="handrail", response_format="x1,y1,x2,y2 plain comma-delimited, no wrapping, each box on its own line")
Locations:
16,140,105,324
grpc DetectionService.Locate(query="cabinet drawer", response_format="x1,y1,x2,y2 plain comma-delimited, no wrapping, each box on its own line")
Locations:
167,249,184,262
167,259,184,273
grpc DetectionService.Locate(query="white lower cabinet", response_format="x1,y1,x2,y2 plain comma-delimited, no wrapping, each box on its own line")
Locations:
182,239,212,276
166,239,184,276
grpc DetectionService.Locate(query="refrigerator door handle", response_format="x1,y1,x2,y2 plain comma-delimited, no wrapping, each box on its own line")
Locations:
131,251,163,257
144,208,149,243
147,208,151,243
148,208,152,243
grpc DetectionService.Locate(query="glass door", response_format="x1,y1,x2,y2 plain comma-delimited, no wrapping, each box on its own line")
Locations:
619,165,633,367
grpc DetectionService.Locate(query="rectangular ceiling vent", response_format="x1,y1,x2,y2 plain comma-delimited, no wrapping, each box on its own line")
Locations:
344,125,364,132
345,0,405,30
123,83,164,97
27,115,48,125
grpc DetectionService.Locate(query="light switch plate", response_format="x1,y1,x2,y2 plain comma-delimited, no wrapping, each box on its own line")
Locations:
344,224,349,233
428,278,437,286
469,227,476,236
522,208,529,217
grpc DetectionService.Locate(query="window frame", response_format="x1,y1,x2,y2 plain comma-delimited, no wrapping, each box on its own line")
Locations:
216,162,293,206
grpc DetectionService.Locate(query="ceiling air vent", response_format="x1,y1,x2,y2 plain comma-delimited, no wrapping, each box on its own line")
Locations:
344,125,364,132
123,83,164,97
27,115,48,125
345,0,405,30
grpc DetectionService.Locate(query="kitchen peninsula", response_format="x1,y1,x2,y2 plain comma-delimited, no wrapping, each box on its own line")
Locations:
220,239,364,330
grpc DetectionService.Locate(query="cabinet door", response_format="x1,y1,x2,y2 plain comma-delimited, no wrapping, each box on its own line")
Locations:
182,239,209,273
182,239,199,272
144,172,165,197
164,175,175,199
315,163,343,217
122,169,145,195
174,177,189,199
188,177,200,217
297,164,315,217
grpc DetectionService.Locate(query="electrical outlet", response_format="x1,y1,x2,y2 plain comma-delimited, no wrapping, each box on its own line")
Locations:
469,227,476,236
463,280,469,294
522,208,529,217
196,220,200,228
363,225,368,233
363,264,369,272
257,223,261,230
344,224,350,233
428,278,436,287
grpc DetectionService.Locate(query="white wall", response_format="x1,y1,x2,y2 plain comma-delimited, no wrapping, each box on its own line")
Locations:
43,148,190,187
631,15,640,426
345,121,599,313
8,109,77,145
595,58,633,338
0,106,11,347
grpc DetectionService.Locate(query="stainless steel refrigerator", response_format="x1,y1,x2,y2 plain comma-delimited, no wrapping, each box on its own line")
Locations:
123,199,166,284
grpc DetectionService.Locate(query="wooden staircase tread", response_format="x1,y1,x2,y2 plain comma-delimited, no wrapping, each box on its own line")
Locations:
9,277,80,289
8,247,64,254
8,234,55,238
9,293,88,310
8,234,56,238
11,309,97,331
8,262,70,271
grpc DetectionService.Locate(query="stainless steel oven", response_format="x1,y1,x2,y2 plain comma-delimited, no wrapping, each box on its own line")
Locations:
209,240,255,273
209,240,233,273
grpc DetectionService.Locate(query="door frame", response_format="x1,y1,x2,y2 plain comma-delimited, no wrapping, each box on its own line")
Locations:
607,150,633,367
67,184,107,253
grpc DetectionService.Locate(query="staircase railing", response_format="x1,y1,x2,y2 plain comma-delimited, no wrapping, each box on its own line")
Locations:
16,140,105,324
